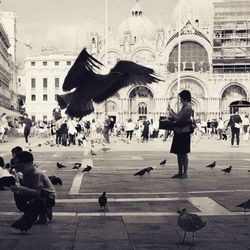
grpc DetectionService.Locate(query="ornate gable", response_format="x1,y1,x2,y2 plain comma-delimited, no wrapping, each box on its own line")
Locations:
167,20,211,46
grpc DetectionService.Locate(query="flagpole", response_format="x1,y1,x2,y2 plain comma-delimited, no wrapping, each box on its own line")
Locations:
104,0,108,114
177,6,181,111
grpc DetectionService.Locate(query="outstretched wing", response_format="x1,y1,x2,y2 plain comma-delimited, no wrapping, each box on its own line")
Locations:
63,48,103,91
93,60,161,103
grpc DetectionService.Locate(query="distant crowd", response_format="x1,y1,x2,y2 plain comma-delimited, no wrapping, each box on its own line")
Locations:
1,112,250,147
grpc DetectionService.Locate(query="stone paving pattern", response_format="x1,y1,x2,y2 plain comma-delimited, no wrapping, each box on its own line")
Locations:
0,136,250,249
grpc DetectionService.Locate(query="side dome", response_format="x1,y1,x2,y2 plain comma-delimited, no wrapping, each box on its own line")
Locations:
118,1,156,41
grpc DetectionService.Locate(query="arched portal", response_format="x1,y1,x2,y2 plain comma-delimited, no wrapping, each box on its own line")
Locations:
167,78,206,118
220,84,248,114
128,86,154,120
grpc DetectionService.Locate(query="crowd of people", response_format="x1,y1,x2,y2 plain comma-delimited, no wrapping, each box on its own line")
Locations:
1,111,250,148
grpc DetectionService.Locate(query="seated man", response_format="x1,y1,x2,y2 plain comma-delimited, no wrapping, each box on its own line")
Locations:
10,151,56,225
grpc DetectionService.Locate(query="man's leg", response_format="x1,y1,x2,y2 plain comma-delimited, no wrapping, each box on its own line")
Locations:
231,128,235,146
126,131,129,139
236,128,240,146
130,131,133,140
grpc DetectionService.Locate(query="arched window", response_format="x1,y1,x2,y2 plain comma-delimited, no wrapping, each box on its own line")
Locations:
138,102,147,115
106,100,117,112
129,86,153,98
168,41,209,73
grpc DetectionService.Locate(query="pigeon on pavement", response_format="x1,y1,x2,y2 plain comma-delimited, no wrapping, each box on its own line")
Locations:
236,199,250,212
145,167,154,173
72,163,82,169
222,166,232,174
100,147,111,153
91,150,97,156
37,143,42,147
98,192,108,211
48,175,62,185
160,159,167,165
57,162,67,170
134,168,147,176
11,215,33,234
206,161,216,170
177,208,206,244
82,165,92,173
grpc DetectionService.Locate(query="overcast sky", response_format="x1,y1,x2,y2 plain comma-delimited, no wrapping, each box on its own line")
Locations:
0,0,178,63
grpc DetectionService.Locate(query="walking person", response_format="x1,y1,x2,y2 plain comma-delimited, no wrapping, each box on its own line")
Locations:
135,120,142,143
67,118,77,146
0,113,9,143
207,120,212,137
142,119,150,142
125,119,135,141
227,110,242,147
49,120,56,146
103,114,111,143
242,115,249,141
22,114,32,149
217,117,224,140
168,90,192,179
60,118,68,147
55,118,62,146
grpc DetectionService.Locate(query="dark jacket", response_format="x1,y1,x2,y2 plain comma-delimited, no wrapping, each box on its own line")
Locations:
227,114,242,128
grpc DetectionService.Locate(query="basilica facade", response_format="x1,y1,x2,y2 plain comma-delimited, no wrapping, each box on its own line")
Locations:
23,0,250,122
88,0,250,123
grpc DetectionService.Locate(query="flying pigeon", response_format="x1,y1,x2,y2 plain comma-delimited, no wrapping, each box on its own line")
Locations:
11,215,33,234
82,165,92,173
48,175,62,185
205,161,216,170
91,150,97,156
72,163,82,169
177,208,206,244
57,162,67,170
160,159,167,165
222,166,232,174
57,48,161,118
236,199,250,212
134,168,147,176
98,192,108,211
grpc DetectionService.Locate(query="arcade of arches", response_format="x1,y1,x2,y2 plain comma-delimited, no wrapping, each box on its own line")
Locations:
96,82,249,123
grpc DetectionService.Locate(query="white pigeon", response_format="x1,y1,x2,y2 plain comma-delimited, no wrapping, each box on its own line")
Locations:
177,208,206,244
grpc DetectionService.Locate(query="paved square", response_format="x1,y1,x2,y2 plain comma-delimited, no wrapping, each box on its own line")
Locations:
0,137,250,249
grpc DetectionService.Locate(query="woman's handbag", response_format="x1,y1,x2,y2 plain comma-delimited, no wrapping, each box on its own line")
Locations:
159,116,175,130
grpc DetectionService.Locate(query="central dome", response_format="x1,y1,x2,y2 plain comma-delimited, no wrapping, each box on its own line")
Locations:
118,0,156,41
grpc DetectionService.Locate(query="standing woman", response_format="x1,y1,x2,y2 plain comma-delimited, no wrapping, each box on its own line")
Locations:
168,90,192,179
